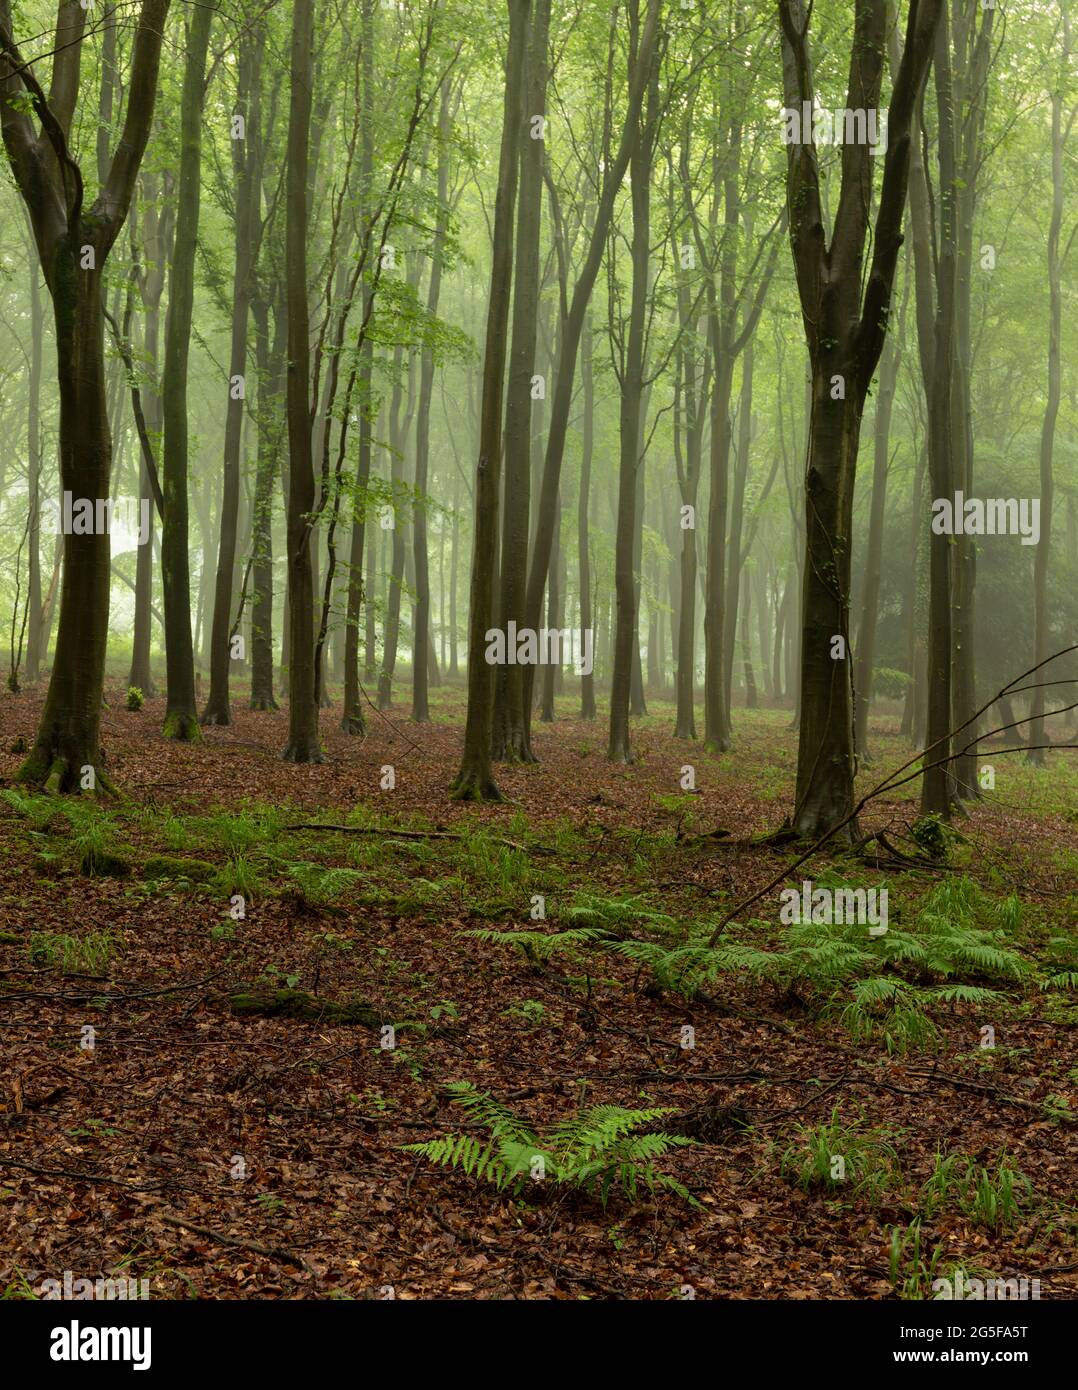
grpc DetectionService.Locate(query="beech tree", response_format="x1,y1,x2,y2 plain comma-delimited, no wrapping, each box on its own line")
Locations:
778,0,943,838
1,0,170,789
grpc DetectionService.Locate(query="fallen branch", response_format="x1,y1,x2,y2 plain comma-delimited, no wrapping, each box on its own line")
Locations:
708,646,1078,945
159,1212,312,1272
284,823,548,853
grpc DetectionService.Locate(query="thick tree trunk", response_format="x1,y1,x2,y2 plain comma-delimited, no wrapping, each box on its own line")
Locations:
792,393,863,837
3,0,170,787
778,0,943,837
21,263,114,790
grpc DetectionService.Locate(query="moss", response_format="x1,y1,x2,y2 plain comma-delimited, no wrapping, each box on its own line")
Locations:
225,989,381,1026
141,854,218,883
162,710,202,742
80,849,131,878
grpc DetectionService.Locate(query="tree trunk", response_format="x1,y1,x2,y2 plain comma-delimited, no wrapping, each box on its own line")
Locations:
723,337,754,731
282,0,322,763
578,310,597,719
608,1,654,763
493,0,550,759
203,28,264,725
452,0,531,800
778,0,943,838
128,173,172,699
250,290,284,711
413,88,454,723
1028,4,1070,765
920,13,959,817
519,0,660,750
852,295,903,761
160,0,212,742
24,219,43,684
2,0,170,788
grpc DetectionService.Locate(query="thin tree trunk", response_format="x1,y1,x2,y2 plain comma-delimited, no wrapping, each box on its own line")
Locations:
1028,4,1070,764
282,0,322,762
493,0,550,758
452,0,531,799
203,29,263,724
160,0,212,742
413,83,454,723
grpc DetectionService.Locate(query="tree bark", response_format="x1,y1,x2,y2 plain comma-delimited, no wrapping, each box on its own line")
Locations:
452,0,531,799
493,0,550,759
2,0,170,790
203,26,264,725
160,0,212,742
282,0,322,763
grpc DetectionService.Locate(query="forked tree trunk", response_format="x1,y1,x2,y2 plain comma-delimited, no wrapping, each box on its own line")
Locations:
2,0,170,790
778,0,942,838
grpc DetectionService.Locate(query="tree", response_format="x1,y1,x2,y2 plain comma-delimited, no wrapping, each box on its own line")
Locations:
283,0,323,763
203,17,266,725
778,0,943,839
492,0,550,760
1,0,170,790
1028,0,1074,765
452,0,532,800
160,0,214,742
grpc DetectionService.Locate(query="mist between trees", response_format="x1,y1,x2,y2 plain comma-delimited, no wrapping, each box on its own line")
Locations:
0,0,1075,827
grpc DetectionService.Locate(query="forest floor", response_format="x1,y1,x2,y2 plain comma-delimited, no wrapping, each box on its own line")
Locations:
1,678,1076,1300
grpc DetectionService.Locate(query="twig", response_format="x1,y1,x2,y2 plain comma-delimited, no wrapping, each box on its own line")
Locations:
158,1212,313,1272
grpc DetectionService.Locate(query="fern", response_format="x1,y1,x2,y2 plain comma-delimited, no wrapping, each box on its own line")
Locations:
403,1085,698,1209
466,925,615,960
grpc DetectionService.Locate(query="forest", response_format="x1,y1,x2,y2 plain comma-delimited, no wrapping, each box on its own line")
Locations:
0,0,1076,1327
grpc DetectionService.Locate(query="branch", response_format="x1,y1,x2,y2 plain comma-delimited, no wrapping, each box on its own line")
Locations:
707,645,1078,944
97,0,170,246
